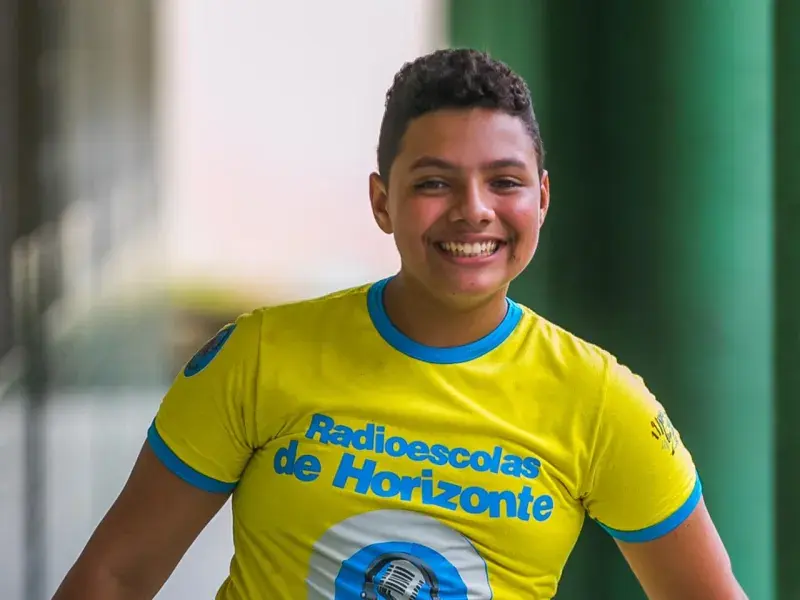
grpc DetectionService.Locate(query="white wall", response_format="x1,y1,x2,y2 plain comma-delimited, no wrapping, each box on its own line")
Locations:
0,391,239,600
0,6,449,600
158,0,448,300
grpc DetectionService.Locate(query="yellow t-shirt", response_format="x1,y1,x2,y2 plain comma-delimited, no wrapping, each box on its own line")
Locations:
149,278,700,599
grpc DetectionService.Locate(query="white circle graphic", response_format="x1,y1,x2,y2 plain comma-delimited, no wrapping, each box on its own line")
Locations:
306,509,493,599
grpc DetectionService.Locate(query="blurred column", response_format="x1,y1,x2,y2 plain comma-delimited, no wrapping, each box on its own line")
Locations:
15,0,55,598
653,4,774,599
450,1,775,599
775,0,800,596
0,0,15,361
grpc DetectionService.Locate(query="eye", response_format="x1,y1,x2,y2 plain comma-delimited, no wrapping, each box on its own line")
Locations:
491,178,523,191
413,179,449,192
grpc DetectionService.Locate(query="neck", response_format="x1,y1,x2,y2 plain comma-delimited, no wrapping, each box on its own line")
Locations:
381,273,510,348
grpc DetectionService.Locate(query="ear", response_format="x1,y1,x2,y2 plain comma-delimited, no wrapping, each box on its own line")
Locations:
538,170,551,227
369,172,393,234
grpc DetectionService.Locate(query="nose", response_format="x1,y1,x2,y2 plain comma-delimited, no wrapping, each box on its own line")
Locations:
450,180,494,226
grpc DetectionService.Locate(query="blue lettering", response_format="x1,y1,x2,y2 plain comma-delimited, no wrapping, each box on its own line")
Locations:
371,471,402,498
273,440,320,482
407,440,429,461
431,481,461,511
460,486,489,515
326,450,553,522
302,414,556,523
331,453,375,494
533,495,554,521
521,457,542,479
420,469,435,504
489,490,518,519
304,414,547,485
469,450,494,472
419,471,460,511
295,454,321,482
328,424,352,447
429,444,449,466
449,447,470,469
351,423,374,450
517,486,535,522
500,454,523,478
305,414,334,443
398,475,422,501
489,446,504,473
273,440,297,475
375,425,386,453
385,436,407,458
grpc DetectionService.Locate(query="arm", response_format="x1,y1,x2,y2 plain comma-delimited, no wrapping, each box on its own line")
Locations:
617,499,746,599
53,443,228,600
582,357,744,599
54,313,263,599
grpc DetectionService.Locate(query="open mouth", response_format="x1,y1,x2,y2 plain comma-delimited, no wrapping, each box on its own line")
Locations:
435,240,505,258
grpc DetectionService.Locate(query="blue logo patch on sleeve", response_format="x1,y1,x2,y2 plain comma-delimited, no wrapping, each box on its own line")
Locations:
183,323,236,377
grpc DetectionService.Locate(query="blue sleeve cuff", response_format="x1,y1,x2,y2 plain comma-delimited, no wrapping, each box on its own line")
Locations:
147,421,237,494
597,472,703,543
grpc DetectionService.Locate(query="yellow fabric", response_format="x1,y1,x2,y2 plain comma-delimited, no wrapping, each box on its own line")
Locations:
150,282,699,599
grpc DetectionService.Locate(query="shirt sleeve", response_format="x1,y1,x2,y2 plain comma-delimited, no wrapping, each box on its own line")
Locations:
147,311,262,494
581,357,702,543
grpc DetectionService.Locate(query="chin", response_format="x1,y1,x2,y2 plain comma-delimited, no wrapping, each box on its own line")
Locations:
431,274,511,302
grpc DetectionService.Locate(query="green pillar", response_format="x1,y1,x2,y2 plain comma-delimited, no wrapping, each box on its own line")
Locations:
654,4,774,598
449,1,775,599
775,0,800,596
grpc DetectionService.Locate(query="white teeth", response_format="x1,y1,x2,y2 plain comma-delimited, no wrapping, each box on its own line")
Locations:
438,240,500,257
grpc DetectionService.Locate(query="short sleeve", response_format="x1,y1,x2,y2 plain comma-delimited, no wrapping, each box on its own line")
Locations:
582,358,702,543
147,311,262,494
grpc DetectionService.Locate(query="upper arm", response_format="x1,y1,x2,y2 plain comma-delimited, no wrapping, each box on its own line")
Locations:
150,314,263,489
617,498,744,599
55,313,263,599
54,442,231,599
581,358,742,598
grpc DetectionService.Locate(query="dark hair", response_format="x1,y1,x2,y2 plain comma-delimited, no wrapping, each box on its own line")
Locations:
377,48,544,182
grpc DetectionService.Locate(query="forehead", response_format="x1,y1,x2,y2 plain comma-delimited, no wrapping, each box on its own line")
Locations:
395,108,537,170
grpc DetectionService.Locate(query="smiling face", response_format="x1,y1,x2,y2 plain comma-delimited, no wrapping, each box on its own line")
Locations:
370,107,550,305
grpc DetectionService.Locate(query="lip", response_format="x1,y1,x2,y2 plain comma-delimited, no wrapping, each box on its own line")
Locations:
432,234,507,244
431,240,508,266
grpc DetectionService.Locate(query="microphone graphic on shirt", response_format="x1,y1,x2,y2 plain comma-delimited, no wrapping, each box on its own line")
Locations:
360,552,440,600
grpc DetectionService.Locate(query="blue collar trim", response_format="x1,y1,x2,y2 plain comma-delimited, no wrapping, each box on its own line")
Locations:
366,277,522,364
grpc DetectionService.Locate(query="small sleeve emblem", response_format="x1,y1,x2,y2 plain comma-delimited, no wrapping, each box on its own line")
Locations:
183,323,236,378
650,410,679,456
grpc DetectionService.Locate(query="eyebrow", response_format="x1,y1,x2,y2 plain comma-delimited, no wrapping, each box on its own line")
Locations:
408,156,529,172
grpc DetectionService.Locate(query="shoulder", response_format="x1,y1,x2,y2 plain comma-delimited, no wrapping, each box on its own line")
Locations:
516,305,614,393
228,283,376,361
256,282,372,337
513,305,657,427
183,283,372,375
522,314,683,478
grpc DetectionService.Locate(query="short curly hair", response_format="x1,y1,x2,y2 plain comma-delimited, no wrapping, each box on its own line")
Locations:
377,48,544,182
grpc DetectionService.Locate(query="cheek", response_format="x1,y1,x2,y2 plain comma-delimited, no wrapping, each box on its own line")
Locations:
502,203,542,264
503,202,541,240
391,199,441,240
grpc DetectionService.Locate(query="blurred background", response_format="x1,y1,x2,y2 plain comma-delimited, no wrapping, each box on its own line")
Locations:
0,0,795,598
